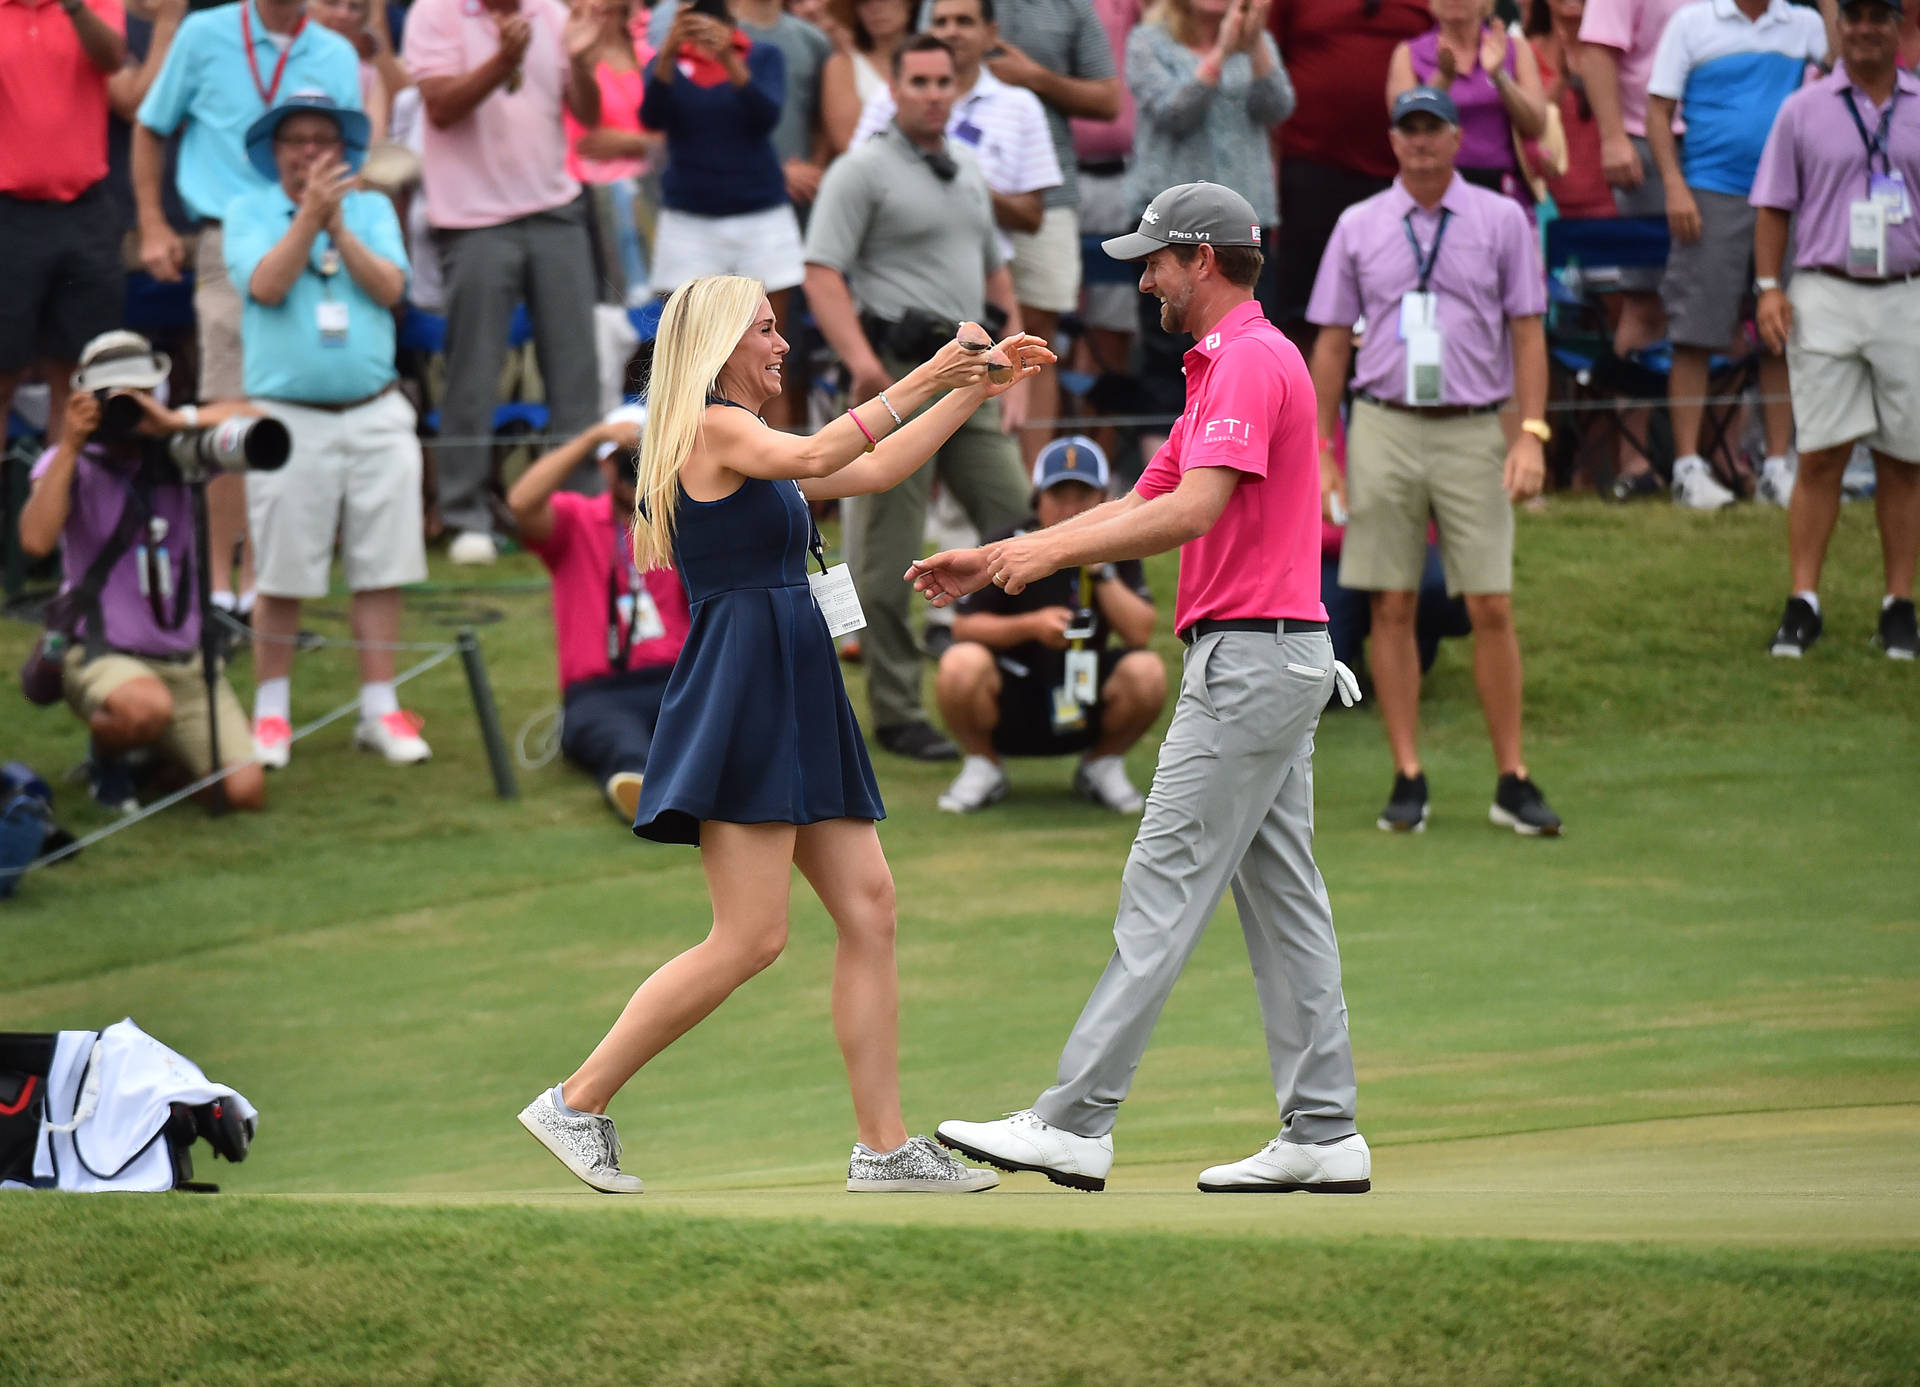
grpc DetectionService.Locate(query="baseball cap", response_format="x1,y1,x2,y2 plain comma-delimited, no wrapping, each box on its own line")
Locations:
1839,0,1902,13
70,331,171,394
245,90,372,182
1101,181,1263,263
1391,86,1461,128
1031,435,1111,494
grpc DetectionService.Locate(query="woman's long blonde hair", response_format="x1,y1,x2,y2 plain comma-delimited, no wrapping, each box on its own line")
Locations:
632,274,767,571
1146,0,1201,51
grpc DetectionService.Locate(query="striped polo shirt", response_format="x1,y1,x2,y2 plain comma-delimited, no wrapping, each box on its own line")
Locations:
1646,0,1828,196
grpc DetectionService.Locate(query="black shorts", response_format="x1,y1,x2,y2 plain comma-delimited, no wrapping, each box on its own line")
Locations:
991,647,1132,758
1271,157,1394,338
0,183,125,371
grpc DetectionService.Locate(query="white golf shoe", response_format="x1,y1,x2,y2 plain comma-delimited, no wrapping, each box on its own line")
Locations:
1197,1131,1371,1194
935,1109,1113,1191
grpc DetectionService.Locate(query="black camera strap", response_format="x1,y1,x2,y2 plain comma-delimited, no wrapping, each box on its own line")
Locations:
49,486,148,663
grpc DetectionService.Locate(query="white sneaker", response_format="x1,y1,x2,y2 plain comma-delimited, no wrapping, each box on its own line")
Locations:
1075,755,1144,814
252,715,292,770
354,710,432,764
604,771,644,821
1671,457,1736,511
937,755,1008,813
1755,455,1796,508
517,1088,643,1194
448,531,498,565
1197,1132,1371,1194
935,1109,1114,1192
1842,444,1877,500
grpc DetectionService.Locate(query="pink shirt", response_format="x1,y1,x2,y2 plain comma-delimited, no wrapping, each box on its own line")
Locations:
528,491,691,691
1135,300,1327,630
1306,175,1547,407
403,0,580,229
1070,0,1140,163
1750,67,1920,277
0,0,125,200
565,58,651,184
1577,0,1690,138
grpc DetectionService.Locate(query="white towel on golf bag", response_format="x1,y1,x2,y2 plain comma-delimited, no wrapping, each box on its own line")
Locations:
31,1019,258,1192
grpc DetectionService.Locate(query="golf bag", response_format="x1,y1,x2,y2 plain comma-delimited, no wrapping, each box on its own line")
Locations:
0,1019,257,1193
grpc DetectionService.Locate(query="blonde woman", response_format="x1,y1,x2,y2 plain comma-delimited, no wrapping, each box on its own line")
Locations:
518,273,1053,1194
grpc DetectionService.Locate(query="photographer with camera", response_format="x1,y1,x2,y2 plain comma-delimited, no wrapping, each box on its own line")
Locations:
17,333,268,815
803,33,1031,761
507,405,692,821
224,93,431,770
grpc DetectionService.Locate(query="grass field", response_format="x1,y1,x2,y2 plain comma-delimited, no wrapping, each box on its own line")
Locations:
2,498,1917,1385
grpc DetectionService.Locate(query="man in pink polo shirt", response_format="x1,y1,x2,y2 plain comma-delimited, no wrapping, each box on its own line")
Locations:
507,404,692,819
405,0,605,566
0,0,126,443
916,182,1373,1198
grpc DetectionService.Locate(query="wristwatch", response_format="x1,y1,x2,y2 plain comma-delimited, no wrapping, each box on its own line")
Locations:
60,0,85,13
1754,276,1782,293
1520,418,1552,444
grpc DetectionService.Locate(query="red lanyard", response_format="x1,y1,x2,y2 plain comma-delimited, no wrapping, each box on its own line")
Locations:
240,4,306,109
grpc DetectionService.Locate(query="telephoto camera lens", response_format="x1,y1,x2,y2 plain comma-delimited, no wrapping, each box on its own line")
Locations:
164,417,292,481
95,391,147,440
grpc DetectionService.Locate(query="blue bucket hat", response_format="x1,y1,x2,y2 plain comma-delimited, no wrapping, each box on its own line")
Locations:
245,90,371,182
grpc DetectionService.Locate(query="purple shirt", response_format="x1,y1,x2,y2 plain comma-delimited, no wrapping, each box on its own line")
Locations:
1306,174,1547,406
1749,67,1920,277
1409,29,1519,176
31,446,200,658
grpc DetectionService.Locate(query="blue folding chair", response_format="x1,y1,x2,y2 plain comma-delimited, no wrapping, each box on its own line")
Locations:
1543,216,1757,489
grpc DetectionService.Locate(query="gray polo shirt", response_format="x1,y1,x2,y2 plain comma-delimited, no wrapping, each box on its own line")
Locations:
922,0,1116,209
738,13,831,165
804,124,1003,325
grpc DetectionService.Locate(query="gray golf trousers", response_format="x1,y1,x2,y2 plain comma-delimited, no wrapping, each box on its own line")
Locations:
1032,628,1360,1143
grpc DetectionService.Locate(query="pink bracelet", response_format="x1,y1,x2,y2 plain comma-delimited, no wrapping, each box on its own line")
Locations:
846,406,878,453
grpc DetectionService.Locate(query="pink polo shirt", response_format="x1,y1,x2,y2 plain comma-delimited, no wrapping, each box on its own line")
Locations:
0,0,124,200
403,0,581,229
527,491,691,692
1307,174,1546,407
1750,67,1920,277
1134,300,1327,631
1578,0,1691,138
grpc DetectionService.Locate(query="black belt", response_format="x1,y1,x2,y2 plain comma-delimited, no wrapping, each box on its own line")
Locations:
1356,390,1503,418
264,381,397,414
1077,158,1126,177
1178,618,1327,646
1803,265,1920,286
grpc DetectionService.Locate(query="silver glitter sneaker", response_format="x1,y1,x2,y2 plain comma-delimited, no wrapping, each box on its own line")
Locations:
517,1088,644,1194
847,1134,1000,1193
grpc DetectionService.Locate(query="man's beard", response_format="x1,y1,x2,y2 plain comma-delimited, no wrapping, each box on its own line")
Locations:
1159,287,1191,335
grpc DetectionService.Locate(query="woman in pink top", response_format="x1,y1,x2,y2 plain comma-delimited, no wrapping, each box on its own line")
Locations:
563,0,660,304
1526,0,1614,217
1387,0,1547,205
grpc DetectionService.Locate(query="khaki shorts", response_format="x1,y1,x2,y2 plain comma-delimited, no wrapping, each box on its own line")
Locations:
194,224,245,401
249,388,428,598
1339,398,1512,597
1009,205,1082,315
63,646,250,778
1786,272,1920,461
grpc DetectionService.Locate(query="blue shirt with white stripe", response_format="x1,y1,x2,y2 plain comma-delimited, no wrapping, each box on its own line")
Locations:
1647,0,1828,197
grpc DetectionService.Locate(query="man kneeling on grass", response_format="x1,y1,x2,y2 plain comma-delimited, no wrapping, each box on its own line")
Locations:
508,406,691,821
933,435,1166,813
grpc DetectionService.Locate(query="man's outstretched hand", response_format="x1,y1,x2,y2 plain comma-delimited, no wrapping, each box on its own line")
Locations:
906,547,994,607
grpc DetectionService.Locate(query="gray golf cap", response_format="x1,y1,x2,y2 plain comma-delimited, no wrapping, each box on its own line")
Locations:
1101,181,1264,262
1391,85,1461,128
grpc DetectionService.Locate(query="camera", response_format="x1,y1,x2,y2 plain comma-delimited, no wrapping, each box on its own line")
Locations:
163,417,293,482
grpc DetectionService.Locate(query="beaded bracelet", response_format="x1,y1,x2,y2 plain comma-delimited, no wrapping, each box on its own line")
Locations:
846,406,878,453
877,391,904,426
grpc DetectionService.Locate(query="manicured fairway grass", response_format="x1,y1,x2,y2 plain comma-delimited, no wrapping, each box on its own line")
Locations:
2,499,1916,1384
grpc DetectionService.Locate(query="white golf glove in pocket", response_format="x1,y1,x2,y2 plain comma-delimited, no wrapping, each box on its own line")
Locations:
1332,660,1362,707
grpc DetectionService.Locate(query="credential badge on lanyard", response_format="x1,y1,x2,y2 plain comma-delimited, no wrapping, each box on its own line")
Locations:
1845,87,1907,278
798,482,866,637
1401,208,1450,405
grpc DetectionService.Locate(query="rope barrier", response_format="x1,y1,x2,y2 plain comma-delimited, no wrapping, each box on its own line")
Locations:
213,608,460,652
3,644,461,882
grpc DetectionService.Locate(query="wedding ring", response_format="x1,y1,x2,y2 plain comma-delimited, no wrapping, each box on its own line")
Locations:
992,572,1007,587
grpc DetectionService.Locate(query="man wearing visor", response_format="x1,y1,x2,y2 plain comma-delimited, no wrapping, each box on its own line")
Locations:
918,181,1372,1197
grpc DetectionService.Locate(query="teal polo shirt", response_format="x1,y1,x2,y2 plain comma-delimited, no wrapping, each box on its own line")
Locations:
223,185,408,404
136,0,361,223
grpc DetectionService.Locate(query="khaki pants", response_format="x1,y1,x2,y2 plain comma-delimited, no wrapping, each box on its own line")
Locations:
193,225,245,401
852,351,1029,730
64,646,250,778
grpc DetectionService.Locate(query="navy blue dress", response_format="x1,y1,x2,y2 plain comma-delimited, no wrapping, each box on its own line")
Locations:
632,471,884,845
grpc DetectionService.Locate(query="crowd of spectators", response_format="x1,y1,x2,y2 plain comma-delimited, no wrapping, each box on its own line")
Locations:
5,0,1916,822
